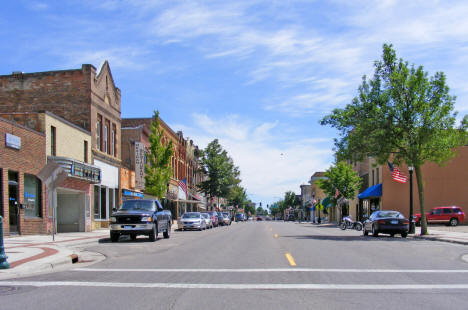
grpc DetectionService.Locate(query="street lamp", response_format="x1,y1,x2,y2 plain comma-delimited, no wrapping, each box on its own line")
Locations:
317,196,321,224
408,166,415,234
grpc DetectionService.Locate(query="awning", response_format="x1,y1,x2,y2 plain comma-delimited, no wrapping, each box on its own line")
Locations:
358,183,382,199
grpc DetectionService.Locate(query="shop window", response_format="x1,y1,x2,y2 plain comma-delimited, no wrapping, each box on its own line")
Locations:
24,174,42,218
100,186,107,219
112,124,116,157
94,185,100,219
376,168,379,184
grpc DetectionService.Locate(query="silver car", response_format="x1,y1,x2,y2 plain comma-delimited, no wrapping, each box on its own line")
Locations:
201,213,213,229
180,212,206,231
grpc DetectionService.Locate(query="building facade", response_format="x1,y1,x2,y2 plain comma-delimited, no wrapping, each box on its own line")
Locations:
0,62,122,229
0,117,47,235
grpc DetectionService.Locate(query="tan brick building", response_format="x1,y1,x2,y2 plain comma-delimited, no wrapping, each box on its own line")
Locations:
351,147,468,224
0,117,47,235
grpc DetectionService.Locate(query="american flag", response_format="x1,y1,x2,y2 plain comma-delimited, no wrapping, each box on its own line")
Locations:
178,178,187,195
334,188,340,198
387,162,407,183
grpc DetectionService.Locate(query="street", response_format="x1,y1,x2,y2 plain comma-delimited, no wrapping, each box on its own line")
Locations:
1,221,468,310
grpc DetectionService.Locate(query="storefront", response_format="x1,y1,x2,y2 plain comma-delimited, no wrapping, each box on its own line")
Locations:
93,159,119,228
358,183,382,219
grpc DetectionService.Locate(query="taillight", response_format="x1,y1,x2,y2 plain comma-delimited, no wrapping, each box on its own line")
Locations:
377,220,386,224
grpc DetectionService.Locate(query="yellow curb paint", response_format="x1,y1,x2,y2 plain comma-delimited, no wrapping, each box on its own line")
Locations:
274,234,278,238
285,253,296,266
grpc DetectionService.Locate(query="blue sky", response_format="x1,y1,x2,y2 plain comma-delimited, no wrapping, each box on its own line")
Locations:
2,0,468,207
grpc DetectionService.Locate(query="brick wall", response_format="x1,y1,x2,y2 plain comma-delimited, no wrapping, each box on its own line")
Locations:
0,117,47,235
0,66,92,131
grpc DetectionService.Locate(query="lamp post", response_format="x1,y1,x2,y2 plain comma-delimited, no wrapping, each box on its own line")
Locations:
0,216,10,269
408,166,415,234
317,197,321,224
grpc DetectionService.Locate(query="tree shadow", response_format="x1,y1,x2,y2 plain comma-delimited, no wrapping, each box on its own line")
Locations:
280,234,418,242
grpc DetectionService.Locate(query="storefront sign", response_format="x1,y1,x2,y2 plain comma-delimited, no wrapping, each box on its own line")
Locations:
5,133,21,150
134,142,145,190
123,189,144,198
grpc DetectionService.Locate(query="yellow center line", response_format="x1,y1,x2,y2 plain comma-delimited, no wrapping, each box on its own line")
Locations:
274,234,278,238
285,253,296,266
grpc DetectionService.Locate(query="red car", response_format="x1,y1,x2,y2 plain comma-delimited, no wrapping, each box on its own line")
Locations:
414,206,465,226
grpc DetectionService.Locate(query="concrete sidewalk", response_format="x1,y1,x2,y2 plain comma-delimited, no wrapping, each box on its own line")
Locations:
414,225,468,245
0,229,110,280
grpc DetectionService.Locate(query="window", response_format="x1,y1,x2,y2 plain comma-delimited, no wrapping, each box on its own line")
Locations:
433,209,442,215
24,174,41,218
94,185,100,219
372,170,375,186
97,115,102,151
84,141,88,163
443,208,452,214
376,168,379,184
111,124,116,156
51,126,56,156
103,124,108,153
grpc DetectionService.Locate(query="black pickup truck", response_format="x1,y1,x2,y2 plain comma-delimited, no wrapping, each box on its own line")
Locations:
110,199,172,242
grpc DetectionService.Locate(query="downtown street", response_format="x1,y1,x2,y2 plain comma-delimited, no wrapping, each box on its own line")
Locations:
1,221,468,310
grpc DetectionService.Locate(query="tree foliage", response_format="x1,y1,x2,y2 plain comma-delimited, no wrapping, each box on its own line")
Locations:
144,111,174,198
315,162,362,205
321,44,468,234
284,191,300,208
198,139,241,205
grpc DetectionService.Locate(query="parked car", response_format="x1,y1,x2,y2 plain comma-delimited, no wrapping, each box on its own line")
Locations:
256,216,263,221
222,213,232,225
217,212,225,226
203,212,217,228
414,206,465,226
362,210,409,238
179,212,206,231
201,212,213,229
235,213,246,222
286,214,295,221
110,199,172,242
208,211,219,227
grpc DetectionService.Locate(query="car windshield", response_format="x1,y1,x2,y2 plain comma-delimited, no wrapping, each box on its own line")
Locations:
120,200,155,211
183,213,200,219
201,214,209,218
377,211,403,218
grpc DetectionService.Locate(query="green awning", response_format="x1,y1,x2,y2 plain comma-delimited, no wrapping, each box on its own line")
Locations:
321,196,334,208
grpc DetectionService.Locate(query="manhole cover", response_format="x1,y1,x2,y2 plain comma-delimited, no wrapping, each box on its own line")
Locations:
0,285,35,296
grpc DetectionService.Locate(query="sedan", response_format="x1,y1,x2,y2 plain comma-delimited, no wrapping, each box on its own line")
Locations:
201,213,213,229
363,210,409,238
217,212,225,226
208,211,219,227
179,212,206,231
222,213,231,225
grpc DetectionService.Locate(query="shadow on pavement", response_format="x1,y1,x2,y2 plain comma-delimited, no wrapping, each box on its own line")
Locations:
98,236,162,243
280,234,418,242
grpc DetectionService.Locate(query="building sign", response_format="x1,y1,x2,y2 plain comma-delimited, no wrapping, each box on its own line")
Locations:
123,189,144,199
5,133,21,150
134,142,145,190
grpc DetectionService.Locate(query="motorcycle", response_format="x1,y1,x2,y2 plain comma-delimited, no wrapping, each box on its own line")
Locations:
339,216,363,231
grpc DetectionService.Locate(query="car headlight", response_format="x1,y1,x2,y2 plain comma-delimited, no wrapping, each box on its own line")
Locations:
141,216,153,222
110,216,116,223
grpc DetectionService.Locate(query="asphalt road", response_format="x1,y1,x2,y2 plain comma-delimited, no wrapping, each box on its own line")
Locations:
1,221,468,309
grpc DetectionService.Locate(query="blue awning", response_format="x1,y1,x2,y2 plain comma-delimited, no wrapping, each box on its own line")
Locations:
358,183,382,199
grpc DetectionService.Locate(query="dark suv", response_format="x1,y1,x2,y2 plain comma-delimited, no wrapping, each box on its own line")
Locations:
414,206,465,226
110,199,172,242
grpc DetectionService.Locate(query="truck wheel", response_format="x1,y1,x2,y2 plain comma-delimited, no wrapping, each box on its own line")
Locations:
449,218,459,226
149,223,157,242
110,233,119,243
163,222,171,239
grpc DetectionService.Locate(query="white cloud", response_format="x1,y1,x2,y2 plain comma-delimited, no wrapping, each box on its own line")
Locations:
171,113,334,203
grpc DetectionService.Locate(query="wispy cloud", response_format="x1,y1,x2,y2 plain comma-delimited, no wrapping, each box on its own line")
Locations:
171,113,334,203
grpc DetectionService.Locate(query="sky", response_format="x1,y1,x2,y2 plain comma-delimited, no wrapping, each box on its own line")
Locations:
2,0,468,207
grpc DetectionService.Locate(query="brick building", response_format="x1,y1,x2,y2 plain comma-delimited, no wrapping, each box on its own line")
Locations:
1,117,47,235
121,117,205,218
0,61,121,229
350,148,468,223
0,112,100,232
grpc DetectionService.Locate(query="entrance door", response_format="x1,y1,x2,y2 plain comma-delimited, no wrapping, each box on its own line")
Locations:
8,171,19,234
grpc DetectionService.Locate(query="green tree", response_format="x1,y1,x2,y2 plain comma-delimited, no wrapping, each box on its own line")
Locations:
284,191,300,208
227,185,248,208
315,162,362,209
144,111,174,198
321,44,468,235
198,139,240,209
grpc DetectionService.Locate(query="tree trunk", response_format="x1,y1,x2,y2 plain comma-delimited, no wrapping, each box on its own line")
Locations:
415,165,428,235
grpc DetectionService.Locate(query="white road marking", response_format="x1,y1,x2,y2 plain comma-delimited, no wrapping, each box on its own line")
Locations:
2,281,468,290
75,268,468,273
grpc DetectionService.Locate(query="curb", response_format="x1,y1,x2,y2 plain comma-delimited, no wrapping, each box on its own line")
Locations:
412,235,468,246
